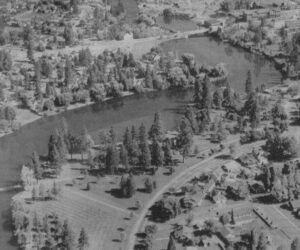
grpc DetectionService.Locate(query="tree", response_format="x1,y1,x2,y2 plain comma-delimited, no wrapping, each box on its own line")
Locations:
65,57,74,87
223,84,235,108
265,133,298,160
123,127,132,152
144,178,153,193
0,50,12,71
249,96,260,129
32,151,43,181
78,228,89,250
163,140,173,166
27,39,34,62
109,126,117,145
245,70,253,95
202,75,212,110
48,135,60,164
71,0,79,14
120,174,136,197
184,107,198,134
56,130,68,161
271,102,288,133
139,124,151,169
32,186,37,201
256,231,269,250
80,128,94,159
140,141,151,169
64,24,75,46
213,88,223,109
194,77,203,109
292,237,300,250
178,118,193,162
167,234,176,250
120,144,129,171
4,106,16,125
148,112,164,141
151,138,163,168
61,220,74,250
106,145,119,174
145,64,153,88
51,181,60,197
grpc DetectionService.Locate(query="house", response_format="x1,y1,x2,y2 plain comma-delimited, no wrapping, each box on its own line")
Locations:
222,161,241,177
288,200,300,212
211,190,227,205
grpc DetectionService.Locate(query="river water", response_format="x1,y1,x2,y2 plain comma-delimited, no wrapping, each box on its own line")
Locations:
0,2,282,250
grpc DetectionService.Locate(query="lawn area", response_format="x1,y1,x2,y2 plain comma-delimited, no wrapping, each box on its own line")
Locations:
24,189,132,250
257,204,299,247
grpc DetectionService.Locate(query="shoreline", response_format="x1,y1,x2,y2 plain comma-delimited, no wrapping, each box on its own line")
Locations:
0,29,209,139
208,31,287,79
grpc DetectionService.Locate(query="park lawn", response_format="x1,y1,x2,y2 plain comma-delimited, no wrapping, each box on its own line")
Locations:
26,186,133,250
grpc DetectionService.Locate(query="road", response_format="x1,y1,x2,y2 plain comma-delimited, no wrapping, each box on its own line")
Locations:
127,138,239,250
8,28,208,66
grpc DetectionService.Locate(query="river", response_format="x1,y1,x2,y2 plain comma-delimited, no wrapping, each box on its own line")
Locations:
0,3,282,250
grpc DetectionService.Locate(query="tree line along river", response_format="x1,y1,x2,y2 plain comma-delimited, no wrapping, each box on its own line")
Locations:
0,2,282,249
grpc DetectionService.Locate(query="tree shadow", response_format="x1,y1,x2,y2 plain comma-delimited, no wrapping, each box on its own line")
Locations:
134,243,146,250
128,206,138,211
105,188,123,198
136,232,146,239
137,188,147,193
112,239,121,242
215,154,231,160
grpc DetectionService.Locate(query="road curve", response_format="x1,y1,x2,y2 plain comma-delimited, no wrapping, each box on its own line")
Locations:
127,138,238,250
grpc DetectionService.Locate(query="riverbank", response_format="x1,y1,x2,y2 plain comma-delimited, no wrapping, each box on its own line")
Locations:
210,31,287,79
0,34,283,250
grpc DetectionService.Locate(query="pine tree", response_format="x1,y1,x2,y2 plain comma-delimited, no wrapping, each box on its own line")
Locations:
245,70,253,95
32,151,43,180
123,127,132,152
213,88,223,109
249,97,260,129
145,64,153,88
106,145,119,175
64,24,75,46
61,220,74,250
163,140,173,166
109,126,117,145
194,77,203,109
120,144,129,171
27,39,34,62
139,141,151,169
223,84,235,108
184,107,198,134
148,112,164,141
167,234,176,250
131,125,137,142
151,138,163,168
202,75,212,110
144,177,153,193
48,135,60,164
56,130,68,161
65,57,74,87
178,118,193,162
78,228,89,250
